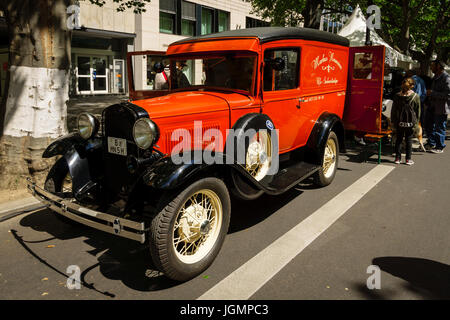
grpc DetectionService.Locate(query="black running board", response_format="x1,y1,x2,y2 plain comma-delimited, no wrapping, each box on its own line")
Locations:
233,161,321,196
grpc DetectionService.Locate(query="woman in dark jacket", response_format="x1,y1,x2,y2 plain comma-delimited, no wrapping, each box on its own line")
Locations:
391,77,421,165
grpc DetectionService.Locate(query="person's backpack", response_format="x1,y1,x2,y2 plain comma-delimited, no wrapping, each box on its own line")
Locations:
398,93,418,128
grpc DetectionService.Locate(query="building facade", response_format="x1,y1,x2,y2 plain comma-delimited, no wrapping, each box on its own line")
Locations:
71,0,269,96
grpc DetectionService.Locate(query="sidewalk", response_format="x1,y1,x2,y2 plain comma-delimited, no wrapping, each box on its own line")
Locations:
0,95,128,222
0,195,45,222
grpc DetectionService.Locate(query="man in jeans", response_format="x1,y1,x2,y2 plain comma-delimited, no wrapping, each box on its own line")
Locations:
426,60,450,153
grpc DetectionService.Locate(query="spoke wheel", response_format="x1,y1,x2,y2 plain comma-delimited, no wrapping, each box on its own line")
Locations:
173,189,223,264
323,138,337,179
313,131,339,187
149,177,231,281
245,130,272,181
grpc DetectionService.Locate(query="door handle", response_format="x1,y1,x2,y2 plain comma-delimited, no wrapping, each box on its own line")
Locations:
297,98,306,109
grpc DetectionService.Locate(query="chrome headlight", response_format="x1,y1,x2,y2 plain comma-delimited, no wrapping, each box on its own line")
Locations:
77,113,99,139
133,118,158,149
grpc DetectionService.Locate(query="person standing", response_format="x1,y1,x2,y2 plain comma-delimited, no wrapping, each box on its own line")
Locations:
406,69,426,125
425,59,450,153
391,77,421,165
154,62,170,90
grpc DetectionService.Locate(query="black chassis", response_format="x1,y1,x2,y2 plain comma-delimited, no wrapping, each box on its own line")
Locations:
27,102,345,243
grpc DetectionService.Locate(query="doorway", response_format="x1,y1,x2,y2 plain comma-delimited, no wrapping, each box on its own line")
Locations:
76,55,109,94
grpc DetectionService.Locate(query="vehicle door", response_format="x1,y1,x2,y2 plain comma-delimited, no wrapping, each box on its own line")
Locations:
127,51,170,101
343,45,386,133
261,45,305,153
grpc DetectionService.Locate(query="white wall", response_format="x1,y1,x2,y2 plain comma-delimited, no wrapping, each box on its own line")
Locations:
79,0,135,34
135,0,267,52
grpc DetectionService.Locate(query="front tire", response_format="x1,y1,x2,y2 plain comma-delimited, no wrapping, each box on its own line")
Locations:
149,177,231,281
313,131,339,187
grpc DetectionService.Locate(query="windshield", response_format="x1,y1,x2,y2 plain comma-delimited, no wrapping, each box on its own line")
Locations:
169,53,257,94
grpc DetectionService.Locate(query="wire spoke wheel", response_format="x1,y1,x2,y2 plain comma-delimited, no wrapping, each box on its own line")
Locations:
172,189,223,264
323,138,337,179
313,131,339,187
245,130,272,181
150,178,231,281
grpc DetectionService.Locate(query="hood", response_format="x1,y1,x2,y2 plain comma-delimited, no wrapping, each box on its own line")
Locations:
131,91,253,119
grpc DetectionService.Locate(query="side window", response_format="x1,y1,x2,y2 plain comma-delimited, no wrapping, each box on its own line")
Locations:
264,48,299,91
353,52,373,79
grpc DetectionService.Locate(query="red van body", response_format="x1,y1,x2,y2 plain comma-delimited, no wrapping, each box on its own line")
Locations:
30,27,388,282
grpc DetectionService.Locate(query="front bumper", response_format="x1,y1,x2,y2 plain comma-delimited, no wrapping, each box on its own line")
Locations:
27,178,146,243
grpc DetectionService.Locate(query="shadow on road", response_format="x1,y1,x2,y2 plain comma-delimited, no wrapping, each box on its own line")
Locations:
18,210,179,294
353,256,450,299
17,184,309,294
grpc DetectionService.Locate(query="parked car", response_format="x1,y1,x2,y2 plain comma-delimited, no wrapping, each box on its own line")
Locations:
29,27,352,281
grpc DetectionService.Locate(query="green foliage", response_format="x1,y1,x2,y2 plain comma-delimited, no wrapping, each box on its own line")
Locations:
249,0,306,26
85,0,152,14
250,0,448,61
249,0,360,27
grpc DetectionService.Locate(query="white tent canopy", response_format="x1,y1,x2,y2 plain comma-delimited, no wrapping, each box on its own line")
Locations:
338,5,417,69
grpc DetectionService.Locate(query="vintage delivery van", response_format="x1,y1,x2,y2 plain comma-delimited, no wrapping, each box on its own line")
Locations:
28,27,387,281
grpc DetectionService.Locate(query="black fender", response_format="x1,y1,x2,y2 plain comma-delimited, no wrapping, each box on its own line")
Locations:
306,112,346,166
42,133,86,158
44,134,103,201
225,113,279,185
143,155,221,190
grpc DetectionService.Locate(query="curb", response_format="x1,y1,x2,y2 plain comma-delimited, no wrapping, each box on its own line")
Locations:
0,196,46,222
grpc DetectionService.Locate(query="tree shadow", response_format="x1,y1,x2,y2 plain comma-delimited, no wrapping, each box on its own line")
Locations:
18,209,180,295
368,257,450,299
373,257,450,299
17,184,308,294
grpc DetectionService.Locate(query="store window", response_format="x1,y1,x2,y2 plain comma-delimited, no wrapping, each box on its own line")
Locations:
218,11,229,32
181,1,196,36
246,17,270,28
264,49,299,91
160,0,176,34
201,8,213,35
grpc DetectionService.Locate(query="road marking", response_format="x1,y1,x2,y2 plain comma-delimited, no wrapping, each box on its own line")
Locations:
198,164,394,300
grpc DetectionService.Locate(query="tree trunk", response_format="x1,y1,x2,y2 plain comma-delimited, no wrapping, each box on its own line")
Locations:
0,0,71,190
419,0,448,75
302,0,324,29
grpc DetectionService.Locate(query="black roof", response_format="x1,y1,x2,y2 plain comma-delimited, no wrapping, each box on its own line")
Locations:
172,27,350,47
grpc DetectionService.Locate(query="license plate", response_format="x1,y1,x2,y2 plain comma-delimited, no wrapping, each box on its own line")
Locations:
107,137,127,156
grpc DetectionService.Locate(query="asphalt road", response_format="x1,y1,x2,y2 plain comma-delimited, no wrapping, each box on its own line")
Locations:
1,138,449,300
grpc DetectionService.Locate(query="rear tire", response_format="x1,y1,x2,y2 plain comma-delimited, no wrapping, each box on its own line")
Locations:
149,177,231,281
313,131,339,187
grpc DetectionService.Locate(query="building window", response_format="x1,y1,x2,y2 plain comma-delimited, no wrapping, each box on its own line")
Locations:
160,0,176,34
218,10,229,32
201,8,213,35
246,17,270,28
181,1,196,36
159,1,230,36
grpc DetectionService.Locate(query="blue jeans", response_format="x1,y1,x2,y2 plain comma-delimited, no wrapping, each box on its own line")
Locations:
427,114,447,149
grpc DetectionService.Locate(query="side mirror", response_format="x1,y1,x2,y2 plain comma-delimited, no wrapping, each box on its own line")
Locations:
266,57,285,71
